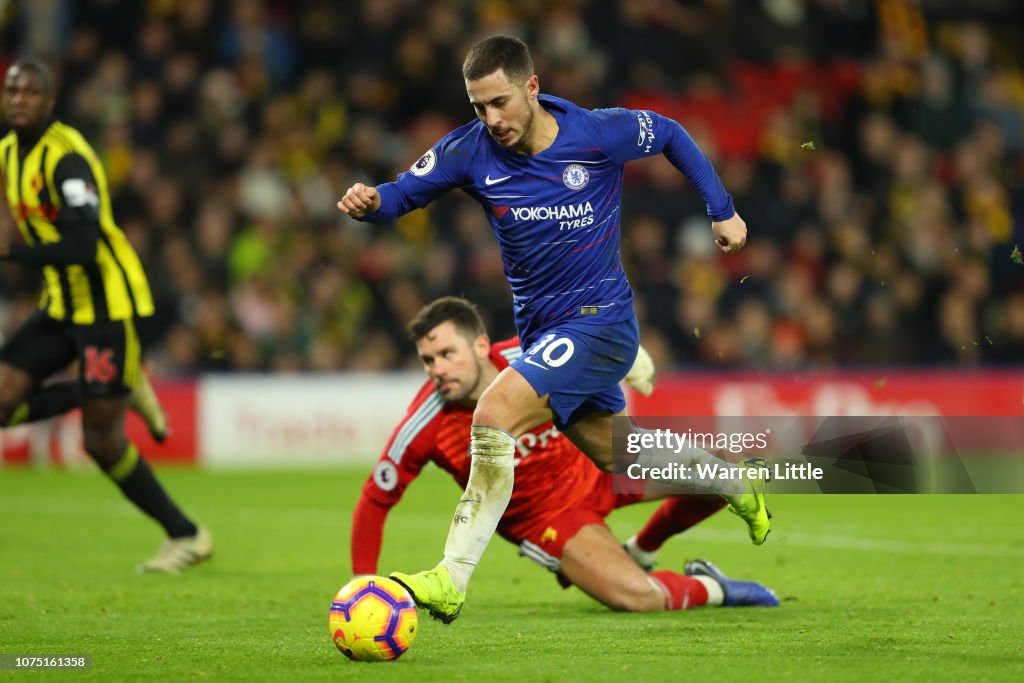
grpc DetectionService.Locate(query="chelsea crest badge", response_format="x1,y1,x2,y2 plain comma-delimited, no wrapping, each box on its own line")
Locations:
562,164,589,190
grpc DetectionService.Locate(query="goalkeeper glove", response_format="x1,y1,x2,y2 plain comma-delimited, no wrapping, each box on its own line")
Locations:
624,344,656,396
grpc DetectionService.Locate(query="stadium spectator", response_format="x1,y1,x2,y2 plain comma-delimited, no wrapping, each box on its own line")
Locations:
0,1,1021,373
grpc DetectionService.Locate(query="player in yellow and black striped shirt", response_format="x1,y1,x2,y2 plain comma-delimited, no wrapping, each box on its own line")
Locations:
0,57,212,573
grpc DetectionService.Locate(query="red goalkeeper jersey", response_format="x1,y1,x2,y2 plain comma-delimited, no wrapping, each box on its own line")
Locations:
351,338,605,574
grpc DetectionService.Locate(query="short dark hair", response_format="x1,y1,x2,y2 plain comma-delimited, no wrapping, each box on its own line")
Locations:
408,296,487,342
9,57,55,96
462,35,534,84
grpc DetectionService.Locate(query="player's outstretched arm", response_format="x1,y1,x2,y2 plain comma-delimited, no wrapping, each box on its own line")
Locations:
351,493,392,576
712,212,747,254
592,107,747,254
337,183,381,218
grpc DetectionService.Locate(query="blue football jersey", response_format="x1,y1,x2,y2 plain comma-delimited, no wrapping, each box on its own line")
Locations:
360,94,734,344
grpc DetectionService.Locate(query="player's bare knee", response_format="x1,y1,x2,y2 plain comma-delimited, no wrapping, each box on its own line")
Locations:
602,592,636,612
602,592,651,613
472,398,529,436
583,564,663,612
471,401,503,430
81,426,116,453
81,423,123,463
604,581,662,612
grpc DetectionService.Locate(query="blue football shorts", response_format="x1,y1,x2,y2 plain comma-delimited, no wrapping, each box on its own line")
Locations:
510,317,640,430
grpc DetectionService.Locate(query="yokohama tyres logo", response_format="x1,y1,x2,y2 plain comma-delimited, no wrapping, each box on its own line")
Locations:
509,201,593,222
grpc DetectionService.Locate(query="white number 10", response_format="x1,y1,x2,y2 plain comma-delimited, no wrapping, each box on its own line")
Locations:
527,334,575,368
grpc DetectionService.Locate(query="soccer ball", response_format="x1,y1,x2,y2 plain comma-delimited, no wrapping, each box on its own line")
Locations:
328,576,418,662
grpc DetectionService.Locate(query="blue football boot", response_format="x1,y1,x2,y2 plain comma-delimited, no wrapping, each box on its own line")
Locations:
685,559,779,607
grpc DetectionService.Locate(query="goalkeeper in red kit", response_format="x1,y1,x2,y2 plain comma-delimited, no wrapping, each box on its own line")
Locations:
350,297,778,611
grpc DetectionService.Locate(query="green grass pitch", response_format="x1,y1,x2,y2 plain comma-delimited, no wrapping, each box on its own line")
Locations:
1,466,1023,682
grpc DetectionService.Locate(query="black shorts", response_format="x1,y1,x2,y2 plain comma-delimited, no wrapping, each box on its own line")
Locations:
0,311,143,397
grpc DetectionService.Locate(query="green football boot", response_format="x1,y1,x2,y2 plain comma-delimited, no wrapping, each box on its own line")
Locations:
390,564,466,624
727,457,772,545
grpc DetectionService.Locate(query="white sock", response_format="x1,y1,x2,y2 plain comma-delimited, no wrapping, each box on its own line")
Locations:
693,575,724,606
631,428,744,499
623,534,658,569
439,425,515,593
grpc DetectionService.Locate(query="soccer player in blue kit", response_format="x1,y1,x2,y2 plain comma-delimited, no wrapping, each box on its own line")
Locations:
338,35,769,623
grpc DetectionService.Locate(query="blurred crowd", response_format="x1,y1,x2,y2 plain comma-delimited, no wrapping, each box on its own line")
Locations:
1,0,1022,373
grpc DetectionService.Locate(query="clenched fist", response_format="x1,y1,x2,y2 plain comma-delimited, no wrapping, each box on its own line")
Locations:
712,212,747,254
337,183,382,218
